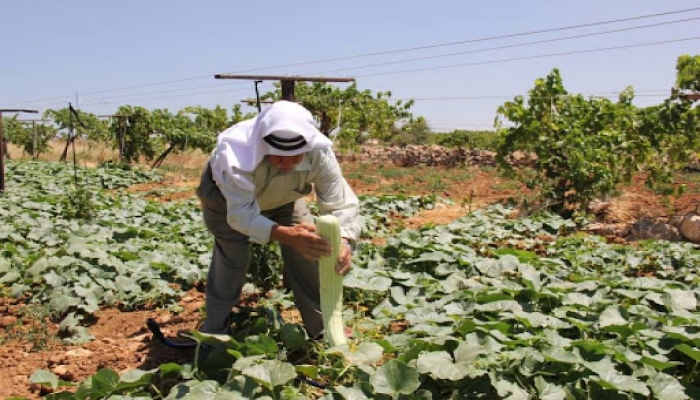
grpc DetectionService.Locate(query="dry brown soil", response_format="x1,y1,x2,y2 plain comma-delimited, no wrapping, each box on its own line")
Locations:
2,157,700,398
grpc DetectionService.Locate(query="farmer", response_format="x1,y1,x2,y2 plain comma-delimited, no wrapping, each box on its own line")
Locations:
195,100,360,338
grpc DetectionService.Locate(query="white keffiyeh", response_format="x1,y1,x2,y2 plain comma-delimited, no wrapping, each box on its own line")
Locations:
210,101,333,189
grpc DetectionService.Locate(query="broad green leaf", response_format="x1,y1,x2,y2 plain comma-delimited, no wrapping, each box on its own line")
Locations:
242,360,297,389
675,344,700,362
29,370,74,389
334,385,371,400
281,324,309,353
476,300,522,313
416,351,469,381
593,369,650,396
370,360,420,395
664,289,697,312
328,342,384,366
562,292,594,308
647,370,689,400
515,312,569,329
534,376,566,400
89,368,121,392
542,346,581,364
599,306,627,327
0,270,20,284
640,356,682,371
492,376,529,400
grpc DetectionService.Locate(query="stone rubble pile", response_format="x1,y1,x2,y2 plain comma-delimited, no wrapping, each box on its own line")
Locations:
337,145,536,168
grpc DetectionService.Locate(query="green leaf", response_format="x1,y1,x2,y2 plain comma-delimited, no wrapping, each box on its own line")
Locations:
29,370,74,389
370,360,421,395
640,356,682,371
334,385,371,400
89,368,121,394
492,377,529,400
328,342,384,366
0,270,20,284
281,324,309,353
647,370,689,400
534,376,566,400
542,346,581,364
242,360,297,389
599,306,627,328
675,344,700,362
244,334,279,356
416,351,469,380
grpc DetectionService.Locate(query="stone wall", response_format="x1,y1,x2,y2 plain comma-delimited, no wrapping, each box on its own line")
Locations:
336,145,535,168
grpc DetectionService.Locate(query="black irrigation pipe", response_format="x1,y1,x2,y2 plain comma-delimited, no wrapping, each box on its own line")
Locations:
146,318,197,348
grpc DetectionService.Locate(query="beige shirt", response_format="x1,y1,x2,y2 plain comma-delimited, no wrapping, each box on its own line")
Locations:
213,147,360,244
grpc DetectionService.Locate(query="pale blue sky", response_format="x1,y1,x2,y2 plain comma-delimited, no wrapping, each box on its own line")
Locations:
2,1,699,131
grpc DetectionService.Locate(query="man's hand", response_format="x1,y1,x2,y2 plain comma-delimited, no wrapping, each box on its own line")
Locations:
270,223,353,275
271,222,331,261
336,238,353,276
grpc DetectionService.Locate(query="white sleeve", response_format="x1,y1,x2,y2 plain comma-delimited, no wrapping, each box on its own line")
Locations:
312,149,361,241
215,167,276,244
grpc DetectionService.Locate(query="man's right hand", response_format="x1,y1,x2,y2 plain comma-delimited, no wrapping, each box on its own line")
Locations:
270,222,331,261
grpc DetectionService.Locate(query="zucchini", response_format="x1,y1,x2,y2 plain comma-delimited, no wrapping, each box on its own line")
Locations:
317,215,348,346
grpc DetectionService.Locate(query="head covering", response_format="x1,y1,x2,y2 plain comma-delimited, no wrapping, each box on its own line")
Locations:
210,101,332,184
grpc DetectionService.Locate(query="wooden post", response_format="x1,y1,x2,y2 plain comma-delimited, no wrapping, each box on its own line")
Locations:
32,121,37,159
0,113,5,193
0,109,38,194
96,114,130,164
281,80,296,102
117,115,126,163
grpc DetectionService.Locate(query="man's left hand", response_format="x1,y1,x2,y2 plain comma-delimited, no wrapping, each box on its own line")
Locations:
336,239,353,275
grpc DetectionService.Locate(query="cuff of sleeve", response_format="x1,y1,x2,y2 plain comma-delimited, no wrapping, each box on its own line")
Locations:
342,237,356,251
249,215,277,245
340,227,359,243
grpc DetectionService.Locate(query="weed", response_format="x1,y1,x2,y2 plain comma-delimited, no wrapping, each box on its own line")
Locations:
427,177,447,192
60,185,94,219
1,304,58,351
376,166,411,179
492,181,522,191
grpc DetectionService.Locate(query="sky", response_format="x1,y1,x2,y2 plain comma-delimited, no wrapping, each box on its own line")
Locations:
1,1,699,132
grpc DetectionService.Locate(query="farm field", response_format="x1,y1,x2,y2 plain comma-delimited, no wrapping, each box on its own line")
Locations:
3,142,700,399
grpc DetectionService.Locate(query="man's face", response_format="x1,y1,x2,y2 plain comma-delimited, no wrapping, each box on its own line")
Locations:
267,154,304,172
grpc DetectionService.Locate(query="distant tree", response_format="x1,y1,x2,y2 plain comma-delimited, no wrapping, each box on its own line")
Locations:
435,129,498,150
402,116,431,144
151,105,258,168
675,54,700,92
496,69,642,217
108,105,157,164
44,107,109,161
496,65,700,218
44,107,109,142
260,82,417,148
634,54,700,193
3,117,56,158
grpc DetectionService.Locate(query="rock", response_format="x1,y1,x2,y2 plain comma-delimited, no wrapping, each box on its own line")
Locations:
628,217,682,242
588,199,612,215
65,349,93,358
583,222,630,237
679,215,700,243
50,365,77,381
0,316,17,327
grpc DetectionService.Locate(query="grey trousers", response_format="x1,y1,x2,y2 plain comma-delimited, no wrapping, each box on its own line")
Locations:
195,165,323,337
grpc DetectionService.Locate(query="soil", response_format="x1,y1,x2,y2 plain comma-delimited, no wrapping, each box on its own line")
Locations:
3,161,700,399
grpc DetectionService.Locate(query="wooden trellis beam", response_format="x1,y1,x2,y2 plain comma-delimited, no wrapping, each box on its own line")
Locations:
215,74,355,107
